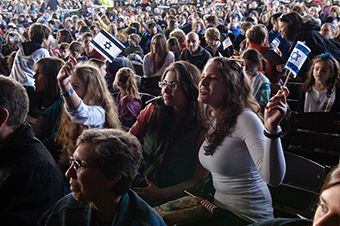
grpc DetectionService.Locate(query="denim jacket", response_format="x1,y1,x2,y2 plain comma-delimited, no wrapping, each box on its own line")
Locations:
36,189,166,226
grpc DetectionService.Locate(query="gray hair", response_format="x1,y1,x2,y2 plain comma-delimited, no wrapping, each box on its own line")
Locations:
76,128,142,196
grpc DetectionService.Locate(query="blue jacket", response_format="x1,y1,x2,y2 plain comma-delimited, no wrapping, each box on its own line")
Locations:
37,190,166,226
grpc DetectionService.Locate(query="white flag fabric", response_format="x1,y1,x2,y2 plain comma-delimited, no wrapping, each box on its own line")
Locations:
271,37,280,48
285,41,311,78
223,37,232,50
90,29,125,63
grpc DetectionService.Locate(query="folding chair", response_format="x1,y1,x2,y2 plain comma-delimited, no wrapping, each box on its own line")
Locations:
282,111,340,166
269,152,331,219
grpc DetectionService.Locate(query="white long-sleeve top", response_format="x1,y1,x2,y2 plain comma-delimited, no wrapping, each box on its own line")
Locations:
143,52,174,77
199,108,286,223
65,100,105,128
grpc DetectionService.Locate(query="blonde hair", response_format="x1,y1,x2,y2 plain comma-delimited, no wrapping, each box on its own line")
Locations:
205,27,220,41
113,67,140,100
55,62,121,156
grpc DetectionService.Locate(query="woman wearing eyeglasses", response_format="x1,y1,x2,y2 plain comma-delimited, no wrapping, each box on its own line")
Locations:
37,128,166,225
130,61,209,205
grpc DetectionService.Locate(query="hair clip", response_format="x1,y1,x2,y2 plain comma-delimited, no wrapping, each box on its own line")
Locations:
320,53,333,61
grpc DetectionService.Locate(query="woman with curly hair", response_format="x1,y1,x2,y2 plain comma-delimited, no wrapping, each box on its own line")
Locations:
298,53,340,113
55,58,120,168
197,57,288,225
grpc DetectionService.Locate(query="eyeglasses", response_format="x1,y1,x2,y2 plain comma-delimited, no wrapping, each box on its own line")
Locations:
69,156,97,171
158,81,178,89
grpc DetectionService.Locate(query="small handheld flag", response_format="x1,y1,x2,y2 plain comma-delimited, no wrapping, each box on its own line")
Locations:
271,37,280,48
223,37,232,50
90,29,125,63
284,41,311,78
184,190,218,214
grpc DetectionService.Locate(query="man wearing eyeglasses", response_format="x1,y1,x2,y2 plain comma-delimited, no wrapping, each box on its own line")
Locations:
0,75,64,226
37,128,166,226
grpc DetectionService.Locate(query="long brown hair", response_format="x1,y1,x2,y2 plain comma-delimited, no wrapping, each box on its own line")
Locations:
150,34,168,70
302,54,340,97
202,57,260,156
55,62,121,156
34,57,65,108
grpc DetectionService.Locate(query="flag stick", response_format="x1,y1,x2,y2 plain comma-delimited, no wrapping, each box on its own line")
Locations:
283,70,292,87
184,190,218,214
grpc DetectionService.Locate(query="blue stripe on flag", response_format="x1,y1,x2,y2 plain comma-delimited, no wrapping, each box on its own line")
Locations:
100,29,125,52
91,41,115,62
296,43,310,56
286,61,299,75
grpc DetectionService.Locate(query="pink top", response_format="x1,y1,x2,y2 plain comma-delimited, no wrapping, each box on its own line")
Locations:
116,92,142,124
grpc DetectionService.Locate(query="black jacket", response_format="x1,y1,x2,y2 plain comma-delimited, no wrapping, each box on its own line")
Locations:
179,46,212,71
291,19,340,81
0,123,64,226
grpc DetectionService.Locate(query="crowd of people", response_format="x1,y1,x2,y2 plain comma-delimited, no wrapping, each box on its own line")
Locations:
1,0,340,225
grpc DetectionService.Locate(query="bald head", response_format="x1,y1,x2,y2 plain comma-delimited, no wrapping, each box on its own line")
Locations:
186,32,200,55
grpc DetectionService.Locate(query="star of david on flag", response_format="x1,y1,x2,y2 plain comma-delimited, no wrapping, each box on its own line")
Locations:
90,29,125,63
284,41,311,78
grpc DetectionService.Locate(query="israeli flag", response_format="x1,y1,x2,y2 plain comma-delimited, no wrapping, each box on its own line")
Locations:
271,37,280,48
285,41,311,78
90,29,125,63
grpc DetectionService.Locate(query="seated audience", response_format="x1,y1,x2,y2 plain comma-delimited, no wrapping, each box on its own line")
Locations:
69,41,88,63
167,37,181,61
37,128,166,225
279,12,340,81
10,23,51,86
58,42,70,61
0,75,63,225
55,58,120,168
130,61,209,205
113,67,142,128
204,27,232,58
122,34,144,59
298,53,340,112
179,32,212,71
81,32,105,61
143,34,175,77
25,57,65,161
197,57,287,225
241,48,271,110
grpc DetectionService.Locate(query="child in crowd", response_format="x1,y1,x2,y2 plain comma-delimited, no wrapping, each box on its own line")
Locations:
58,42,70,62
89,58,107,79
113,67,142,128
241,48,271,111
68,41,88,62
298,53,340,112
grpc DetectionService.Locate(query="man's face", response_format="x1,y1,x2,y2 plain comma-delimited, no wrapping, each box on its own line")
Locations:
117,21,124,29
179,15,186,24
186,33,200,55
83,36,94,55
148,27,157,36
